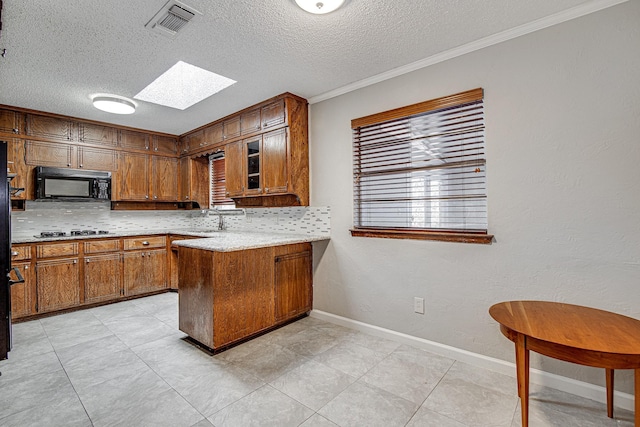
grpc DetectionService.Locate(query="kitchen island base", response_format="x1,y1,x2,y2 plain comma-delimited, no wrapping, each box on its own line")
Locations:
178,242,312,352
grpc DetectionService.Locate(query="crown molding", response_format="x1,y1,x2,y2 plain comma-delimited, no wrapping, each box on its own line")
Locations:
308,0,629,105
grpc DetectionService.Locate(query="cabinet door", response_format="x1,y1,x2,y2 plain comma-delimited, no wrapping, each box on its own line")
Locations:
241,109,261,135
123,252,148,296
262,128,289,194
117,152,149,200
78,123,118,146
119,130,150,151
9,262,33,319
179,136,190,155
78,146,118,171
26,114,73,141
36,258,80,313
274,250,312,321
8,139,27,200
151,156,178,201
84,253,122,303
186,130,203,151
244,136,262,196
25,140,75,168
225,141,244,198
153,135,178,155
0,109,22,134
178,156,191,201
146,249,168,291
203,123,223,147
261,100,286,130
223,116,241,141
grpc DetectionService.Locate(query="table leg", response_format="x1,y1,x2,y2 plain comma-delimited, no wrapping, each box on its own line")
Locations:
606,368,614,418
635,369,639,427
516,333,530,427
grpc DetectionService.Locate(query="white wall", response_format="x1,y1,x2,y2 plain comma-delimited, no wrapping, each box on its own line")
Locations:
309,1,640,393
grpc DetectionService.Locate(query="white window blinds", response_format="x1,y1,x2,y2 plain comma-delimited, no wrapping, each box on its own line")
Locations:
352,88,486,233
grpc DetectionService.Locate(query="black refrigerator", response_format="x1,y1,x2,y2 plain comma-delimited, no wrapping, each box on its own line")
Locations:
1,140,23,361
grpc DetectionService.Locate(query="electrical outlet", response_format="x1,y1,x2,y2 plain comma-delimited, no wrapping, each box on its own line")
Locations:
414,297,425,314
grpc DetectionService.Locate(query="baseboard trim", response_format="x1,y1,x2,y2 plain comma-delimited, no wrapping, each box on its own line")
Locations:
310,309,635,412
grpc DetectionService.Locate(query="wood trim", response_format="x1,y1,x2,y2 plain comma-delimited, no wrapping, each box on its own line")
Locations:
351,88,483,128
350,228,493,244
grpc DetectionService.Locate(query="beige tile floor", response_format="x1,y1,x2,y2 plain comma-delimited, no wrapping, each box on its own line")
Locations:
0,292,634,426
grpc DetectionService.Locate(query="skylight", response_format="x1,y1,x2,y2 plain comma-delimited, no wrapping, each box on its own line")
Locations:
134,61,236,110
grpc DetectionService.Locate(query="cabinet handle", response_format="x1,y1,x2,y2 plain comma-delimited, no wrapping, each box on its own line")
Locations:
141,253,145,257
147,252,151,257
142,241,150,245
11,251,18,256
154,195,157,199
12,128,19,134
185,196,189,199
145,195,149,199
79,164,83,168
86,259,90,263
265,188,269,193
73,260,77,264
24,265,29,270
67,163,71,167
154,147,158,151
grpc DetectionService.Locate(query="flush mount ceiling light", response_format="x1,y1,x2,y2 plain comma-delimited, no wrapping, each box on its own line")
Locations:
295,0,345,14
92,96,136,114
134,61,236,110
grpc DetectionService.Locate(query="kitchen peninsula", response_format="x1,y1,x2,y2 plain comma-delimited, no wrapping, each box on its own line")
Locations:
174,232,327,352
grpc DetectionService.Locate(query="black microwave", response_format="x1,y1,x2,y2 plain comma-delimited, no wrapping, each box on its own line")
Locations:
35,167,111,200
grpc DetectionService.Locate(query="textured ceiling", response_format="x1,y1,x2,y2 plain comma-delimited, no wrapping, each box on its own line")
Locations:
0,0,600,135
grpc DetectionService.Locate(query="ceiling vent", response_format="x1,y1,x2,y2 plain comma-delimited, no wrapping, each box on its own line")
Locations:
145,1,202,38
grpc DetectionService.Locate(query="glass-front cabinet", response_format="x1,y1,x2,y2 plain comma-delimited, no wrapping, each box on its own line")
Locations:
244,136,262,195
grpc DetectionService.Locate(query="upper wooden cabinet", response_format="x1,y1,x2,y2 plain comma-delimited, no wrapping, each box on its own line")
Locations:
151,156,178,201
241,109,261,135
25,140,117,171
26,114,74,142
179,156,209,206
153,135,178,155
224,141,244,198
7,139,28,200
78,123,118,146
119,129,150,151
223,116,241,141
261,100,286,131
203,123,223,148
0,109,22,134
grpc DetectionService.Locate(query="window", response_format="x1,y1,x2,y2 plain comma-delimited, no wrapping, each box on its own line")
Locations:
351,88,492,244
209,153,234,209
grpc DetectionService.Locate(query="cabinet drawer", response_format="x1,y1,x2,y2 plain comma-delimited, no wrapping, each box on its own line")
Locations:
84,239,121,254
124,236,166,250
11,245,31,261
36,242,79,258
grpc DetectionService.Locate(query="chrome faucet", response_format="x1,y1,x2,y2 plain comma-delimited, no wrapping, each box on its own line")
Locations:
212,208,226,230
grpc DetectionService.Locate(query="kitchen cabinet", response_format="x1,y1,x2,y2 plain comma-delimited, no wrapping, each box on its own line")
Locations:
9,262,34,320
262,128,288,194
151,156,178,201
241,109,261,135
78,123,118,146
179,130,202,155
153,135,179,155
25,140,117,170
83,239,122,304
178,242,312,351
0,109,22,134
36,257,80,313
274,245,312,321
9,245,34,320
123,236,168,296
224,141,244,198
119,129,150,151
26,114,74,142
7,139,27,200
261,99,286,131
203,123,223,148
223,116,241,141
116,151,150,200
179,156,209,206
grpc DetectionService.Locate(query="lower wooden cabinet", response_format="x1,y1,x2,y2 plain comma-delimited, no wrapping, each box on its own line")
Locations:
84,253,122,303
124,249,167,296
274,246,312,322
9,262,34,319
36,257,81,313
178,242,312,351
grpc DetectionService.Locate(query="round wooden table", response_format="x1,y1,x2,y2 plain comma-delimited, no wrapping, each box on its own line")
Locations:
489,301,640,427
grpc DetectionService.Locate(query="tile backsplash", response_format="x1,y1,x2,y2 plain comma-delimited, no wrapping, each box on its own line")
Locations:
11,201,330,239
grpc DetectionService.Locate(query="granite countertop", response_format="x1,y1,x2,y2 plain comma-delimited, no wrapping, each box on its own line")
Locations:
171,231,329,252
12,228,329,251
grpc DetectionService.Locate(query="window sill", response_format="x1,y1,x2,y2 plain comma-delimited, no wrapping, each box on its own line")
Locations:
350,228,494,244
